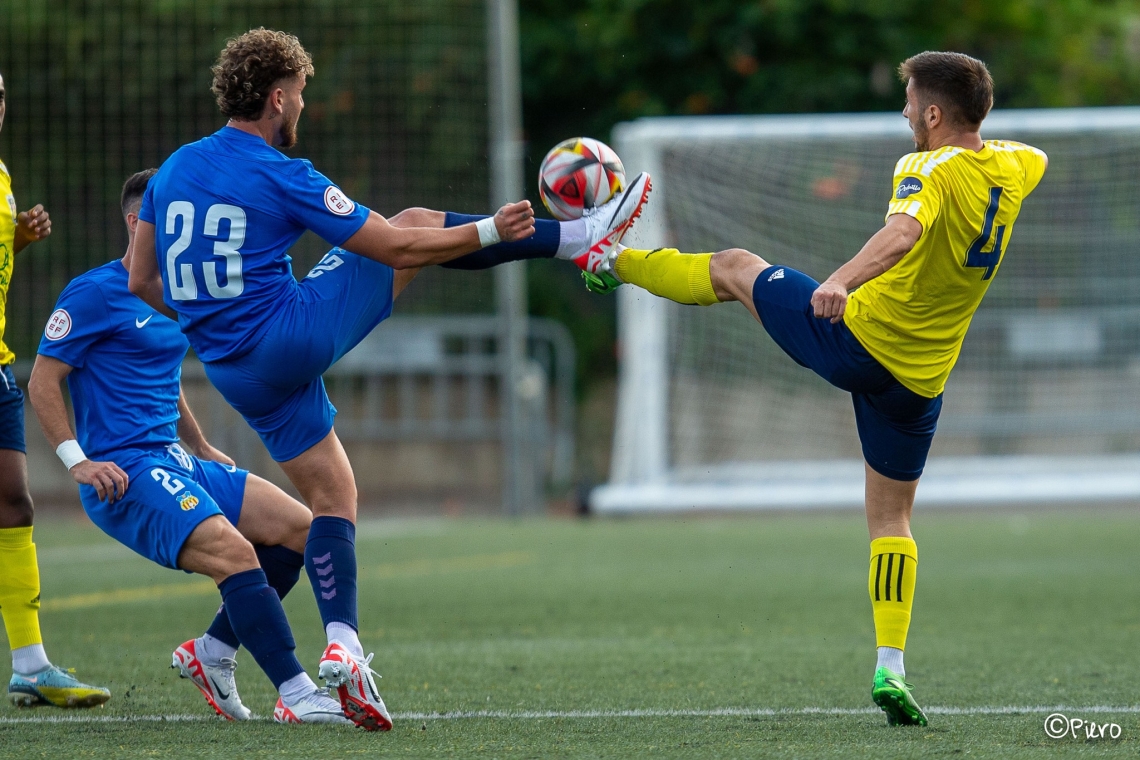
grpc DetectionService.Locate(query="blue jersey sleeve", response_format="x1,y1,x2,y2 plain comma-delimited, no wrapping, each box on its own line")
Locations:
285,161,370,246
37,280,113,369
138,179,156,225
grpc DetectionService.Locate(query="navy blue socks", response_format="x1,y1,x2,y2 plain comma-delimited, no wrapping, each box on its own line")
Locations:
304,516,359,630
440,212,561,269
205,545,304,649
218,568,304,689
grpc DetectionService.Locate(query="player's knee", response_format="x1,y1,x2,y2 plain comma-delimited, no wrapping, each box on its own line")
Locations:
0,470,34,528
715,247,768,270
388,207,445,229
710,248,768,303
0,491,34,528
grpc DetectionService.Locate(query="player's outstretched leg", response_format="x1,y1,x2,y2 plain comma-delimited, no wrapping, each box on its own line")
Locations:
179,515,351,726
0,448,109,709
435,171,651,275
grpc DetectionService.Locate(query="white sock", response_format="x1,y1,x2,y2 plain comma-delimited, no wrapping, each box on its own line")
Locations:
555,219,587,260
11,643,50,676
279,672,318,707
326,622,364,659
196,634,238,667
876,646,905,676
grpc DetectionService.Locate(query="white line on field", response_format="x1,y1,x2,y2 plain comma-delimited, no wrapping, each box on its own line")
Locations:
3,705,1139,724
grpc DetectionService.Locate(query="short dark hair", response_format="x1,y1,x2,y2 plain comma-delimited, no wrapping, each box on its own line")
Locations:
121,168,158,218
211,28,314,120
898,51,993,128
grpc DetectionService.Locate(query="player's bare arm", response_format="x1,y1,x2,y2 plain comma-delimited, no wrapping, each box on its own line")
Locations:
126,220,177,319
341,201,535,270
27,355,129,502
811,213,923,323
176,386,234,466
12,204,50,254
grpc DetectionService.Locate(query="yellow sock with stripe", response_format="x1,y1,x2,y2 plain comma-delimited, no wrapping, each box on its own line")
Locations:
0,526,44,652
869,536,918,671
614,248,720,306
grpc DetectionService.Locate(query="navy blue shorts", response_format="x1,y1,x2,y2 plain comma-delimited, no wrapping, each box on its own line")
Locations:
204,250,395,462
80,444,248,570
0,365,25,453
751,266,942,481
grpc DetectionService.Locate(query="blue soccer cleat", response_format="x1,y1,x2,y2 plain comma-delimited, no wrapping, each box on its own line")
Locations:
8,665,111,708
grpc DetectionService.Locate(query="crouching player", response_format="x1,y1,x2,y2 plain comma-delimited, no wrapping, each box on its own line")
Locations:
584,52,1046,725
27,170,353,725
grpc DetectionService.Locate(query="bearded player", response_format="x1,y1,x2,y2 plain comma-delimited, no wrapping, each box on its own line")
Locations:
127,29,649,730
0,69,111,709
584,52,1047,725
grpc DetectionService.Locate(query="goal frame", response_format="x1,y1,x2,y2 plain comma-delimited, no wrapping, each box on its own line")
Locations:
594,107,1140,513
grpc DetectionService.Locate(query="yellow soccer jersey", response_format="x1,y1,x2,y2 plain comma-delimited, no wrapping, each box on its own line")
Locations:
844,140,1047,397
0,158,15,365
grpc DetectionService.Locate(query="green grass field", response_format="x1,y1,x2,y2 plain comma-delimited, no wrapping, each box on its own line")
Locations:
2,508,1138,758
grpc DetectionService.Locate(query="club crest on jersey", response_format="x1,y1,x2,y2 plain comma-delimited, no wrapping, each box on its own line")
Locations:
895,177,923,199
178,492,199,511
323,186,355,216
44,309,72,341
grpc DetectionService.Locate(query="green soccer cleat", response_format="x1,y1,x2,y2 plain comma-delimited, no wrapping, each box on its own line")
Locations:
582,268,622,295
8,665,111,709
871,666,927,726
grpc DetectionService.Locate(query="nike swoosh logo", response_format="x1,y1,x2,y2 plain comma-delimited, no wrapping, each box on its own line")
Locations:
135,315,153,328
209,676,231,700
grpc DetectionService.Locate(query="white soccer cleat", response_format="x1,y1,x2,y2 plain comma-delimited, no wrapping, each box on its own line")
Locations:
317,642,393,731
273,689,355,726
573,171,652,275
171,639,252,721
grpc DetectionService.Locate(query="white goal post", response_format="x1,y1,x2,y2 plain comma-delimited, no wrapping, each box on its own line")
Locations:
594,108,1140,513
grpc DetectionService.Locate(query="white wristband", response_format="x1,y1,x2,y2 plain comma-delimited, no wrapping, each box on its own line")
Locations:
56,439,87,471
475,216,501,248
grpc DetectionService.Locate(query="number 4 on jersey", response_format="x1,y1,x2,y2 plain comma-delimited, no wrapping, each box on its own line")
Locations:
964,187,1006,280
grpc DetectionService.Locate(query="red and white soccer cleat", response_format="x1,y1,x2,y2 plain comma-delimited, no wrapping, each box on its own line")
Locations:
171,639,251,721
273,689,354,726
572,171,652,275
317,642,393,731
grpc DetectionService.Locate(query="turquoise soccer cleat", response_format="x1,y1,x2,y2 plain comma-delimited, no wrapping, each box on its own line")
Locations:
8,665,111,708
871,666,927,726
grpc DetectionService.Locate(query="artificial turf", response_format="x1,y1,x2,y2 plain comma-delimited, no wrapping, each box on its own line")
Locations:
2,508,1138,758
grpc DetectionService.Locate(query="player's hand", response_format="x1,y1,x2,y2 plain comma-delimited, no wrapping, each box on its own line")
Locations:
14,205,51,250
811,279,848,323
494,200,535,243
70,460,129,503
195,444,235,467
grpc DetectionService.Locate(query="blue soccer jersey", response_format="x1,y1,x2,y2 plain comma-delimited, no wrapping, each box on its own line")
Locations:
37,260,189,459
138,126,371,362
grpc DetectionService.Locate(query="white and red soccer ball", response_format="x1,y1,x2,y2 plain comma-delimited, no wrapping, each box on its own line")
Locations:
538,137,625,221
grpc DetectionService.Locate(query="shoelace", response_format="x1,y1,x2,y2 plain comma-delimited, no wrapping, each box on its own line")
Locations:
359,653,383,699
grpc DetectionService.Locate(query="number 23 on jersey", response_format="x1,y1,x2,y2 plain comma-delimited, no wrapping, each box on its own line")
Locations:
164,202,246,300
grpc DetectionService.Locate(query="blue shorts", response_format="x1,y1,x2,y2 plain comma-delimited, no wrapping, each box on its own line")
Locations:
751,266,943,481
80,443,248,570
0,365,25,453
204,250,395,462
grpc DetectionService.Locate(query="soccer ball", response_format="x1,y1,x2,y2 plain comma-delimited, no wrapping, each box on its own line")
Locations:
538,137,626,221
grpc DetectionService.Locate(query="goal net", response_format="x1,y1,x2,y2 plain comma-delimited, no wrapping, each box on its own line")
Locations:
594,108,1140,512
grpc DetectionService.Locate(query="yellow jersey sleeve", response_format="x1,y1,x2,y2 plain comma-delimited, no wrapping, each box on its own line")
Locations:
0,159,15,365
1011,142,1048,195
884,153,946,232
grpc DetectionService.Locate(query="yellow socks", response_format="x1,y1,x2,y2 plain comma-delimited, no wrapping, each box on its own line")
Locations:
615,248,720,306
0,526,43,650
868,536,917,651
